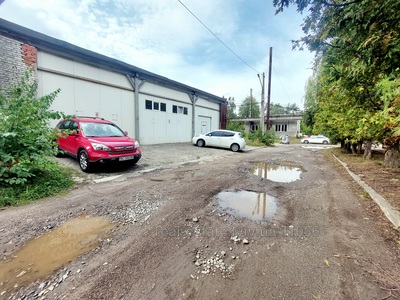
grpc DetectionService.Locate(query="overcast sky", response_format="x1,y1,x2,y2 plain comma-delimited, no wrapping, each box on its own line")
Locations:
0,0,315,109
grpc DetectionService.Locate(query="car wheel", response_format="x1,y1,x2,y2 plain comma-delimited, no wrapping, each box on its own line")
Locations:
197,139,205,147
78,149,92,172
230,143,240,152
322,140,328,144
304,140,309,144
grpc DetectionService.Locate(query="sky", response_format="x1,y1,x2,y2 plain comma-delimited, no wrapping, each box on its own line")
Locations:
0,0,315,110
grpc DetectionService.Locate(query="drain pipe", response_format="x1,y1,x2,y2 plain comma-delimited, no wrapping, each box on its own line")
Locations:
189,92,198,137
126,74,144,142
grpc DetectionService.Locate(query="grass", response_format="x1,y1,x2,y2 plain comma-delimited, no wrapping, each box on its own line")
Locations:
0,162,75,207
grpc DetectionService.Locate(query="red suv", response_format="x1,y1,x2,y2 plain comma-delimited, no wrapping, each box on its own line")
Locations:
55,117,141,172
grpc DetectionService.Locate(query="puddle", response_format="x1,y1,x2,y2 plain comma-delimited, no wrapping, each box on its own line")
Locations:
249,162,303,183
217,190,277,221
0,215,114,296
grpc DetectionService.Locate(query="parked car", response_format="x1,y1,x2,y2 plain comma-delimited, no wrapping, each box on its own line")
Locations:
55,117,141,172
192,130,246,152
301,135,330,144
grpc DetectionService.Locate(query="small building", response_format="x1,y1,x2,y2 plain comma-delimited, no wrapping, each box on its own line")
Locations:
0,18,227,145
231,114,302,137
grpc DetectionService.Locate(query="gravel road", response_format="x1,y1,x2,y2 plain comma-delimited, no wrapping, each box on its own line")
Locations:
0,143,399,300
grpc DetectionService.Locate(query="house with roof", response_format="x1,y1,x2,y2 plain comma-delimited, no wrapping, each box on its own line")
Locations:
0,18,227,145
231,113,302,137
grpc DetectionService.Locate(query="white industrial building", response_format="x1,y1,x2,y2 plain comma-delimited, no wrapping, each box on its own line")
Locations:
0,19,227,145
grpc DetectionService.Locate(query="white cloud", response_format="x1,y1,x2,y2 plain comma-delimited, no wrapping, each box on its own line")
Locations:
0,0,315,107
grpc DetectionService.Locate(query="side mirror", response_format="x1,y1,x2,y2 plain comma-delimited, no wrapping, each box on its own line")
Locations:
124,131,128,136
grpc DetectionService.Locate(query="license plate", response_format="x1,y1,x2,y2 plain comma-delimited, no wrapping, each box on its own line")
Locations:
119,155,134,161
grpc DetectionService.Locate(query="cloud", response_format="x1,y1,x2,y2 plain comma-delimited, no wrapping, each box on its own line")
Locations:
0,0,315,107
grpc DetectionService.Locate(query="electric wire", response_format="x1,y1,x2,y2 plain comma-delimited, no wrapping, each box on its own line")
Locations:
177,0,260,74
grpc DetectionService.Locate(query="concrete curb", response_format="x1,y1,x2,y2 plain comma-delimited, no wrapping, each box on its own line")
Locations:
333,154,400,227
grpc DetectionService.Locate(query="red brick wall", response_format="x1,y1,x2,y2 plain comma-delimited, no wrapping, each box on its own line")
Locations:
22,44,37,67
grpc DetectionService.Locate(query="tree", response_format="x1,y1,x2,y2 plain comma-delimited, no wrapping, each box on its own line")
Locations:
269,102,286,115
238,96,260,118
227,97,237,120
0,72,63,185
285,103,300,114
274,0,400,167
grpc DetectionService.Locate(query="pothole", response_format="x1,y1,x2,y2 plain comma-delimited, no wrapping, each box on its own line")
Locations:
249,161,304,183
217,190,277,221
0,215,114,297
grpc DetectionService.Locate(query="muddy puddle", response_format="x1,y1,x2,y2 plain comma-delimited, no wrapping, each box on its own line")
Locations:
217,190,277,221
249,161,303,183
0,215,114,296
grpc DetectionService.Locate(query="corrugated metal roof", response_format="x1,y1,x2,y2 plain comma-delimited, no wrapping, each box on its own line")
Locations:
0,18,226,104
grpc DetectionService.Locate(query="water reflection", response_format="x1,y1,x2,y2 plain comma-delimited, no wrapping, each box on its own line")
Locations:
250,162,303,183
0,215,114,296
218,190,277,221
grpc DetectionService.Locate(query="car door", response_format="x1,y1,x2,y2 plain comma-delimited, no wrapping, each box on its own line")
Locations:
67,121,81,156
57,120,73,152
205,131,222,147
57,120,80,156
221,131,235,148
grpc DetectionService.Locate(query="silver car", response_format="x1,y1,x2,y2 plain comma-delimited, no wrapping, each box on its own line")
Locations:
192,130,246,152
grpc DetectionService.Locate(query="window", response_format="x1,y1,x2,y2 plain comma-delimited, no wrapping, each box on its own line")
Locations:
154,102,159,110
275,124,288,132
172,105,188,114
251,124,259,132
161,103,166,112
145,100,152,110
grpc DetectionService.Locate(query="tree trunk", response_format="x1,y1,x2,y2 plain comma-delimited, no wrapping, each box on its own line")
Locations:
384,143,400,168
357,141,363,155
351,143,357,155
363,140,372,159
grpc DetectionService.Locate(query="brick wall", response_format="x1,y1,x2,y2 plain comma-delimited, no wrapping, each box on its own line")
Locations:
0,34,37,94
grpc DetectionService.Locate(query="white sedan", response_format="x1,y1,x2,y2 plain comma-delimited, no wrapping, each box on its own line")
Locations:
192,130,246,152
301,135,330,144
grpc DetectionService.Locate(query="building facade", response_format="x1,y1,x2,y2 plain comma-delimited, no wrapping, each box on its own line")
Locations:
0,19,227,145
232,114,302,137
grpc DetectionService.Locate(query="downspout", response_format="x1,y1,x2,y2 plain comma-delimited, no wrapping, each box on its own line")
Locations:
189,92,198,138
126,74,144,142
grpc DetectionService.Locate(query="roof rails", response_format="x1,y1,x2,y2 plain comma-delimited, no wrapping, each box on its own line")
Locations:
76,116,105,120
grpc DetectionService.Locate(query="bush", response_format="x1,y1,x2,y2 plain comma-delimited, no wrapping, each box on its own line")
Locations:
0,72,63,186
245,128,276,146
0,162,75,207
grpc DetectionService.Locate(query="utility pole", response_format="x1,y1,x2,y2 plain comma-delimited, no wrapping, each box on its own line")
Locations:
258,72,265,134
266,47,273,130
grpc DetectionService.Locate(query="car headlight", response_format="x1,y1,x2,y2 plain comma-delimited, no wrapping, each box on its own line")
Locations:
91,143,111,152
134,141,140,148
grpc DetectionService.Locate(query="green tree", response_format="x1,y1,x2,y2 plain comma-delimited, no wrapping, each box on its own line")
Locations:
238,96,260,118
301,75,319,135
274,0,400,167
227,96,237,120
269,102,286,115
285,103,300,114
0,72,63,185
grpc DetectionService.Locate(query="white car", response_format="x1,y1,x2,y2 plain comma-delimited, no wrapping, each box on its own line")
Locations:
301,135,330,144
192,130,246,152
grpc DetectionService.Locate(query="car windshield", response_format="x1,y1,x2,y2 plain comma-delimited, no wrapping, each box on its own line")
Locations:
81,122,125,137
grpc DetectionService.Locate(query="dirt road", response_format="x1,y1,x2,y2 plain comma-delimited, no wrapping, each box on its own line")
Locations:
1,143,399,300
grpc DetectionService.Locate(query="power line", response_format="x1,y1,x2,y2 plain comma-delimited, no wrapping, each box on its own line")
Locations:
177,0,260,74
272,66,292,104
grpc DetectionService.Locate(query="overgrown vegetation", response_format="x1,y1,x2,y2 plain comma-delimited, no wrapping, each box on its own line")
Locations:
244,129,276,146
0,72,74,207
274,0,400,168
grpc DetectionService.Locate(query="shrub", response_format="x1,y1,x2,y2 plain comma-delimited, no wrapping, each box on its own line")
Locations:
0,72,63,186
